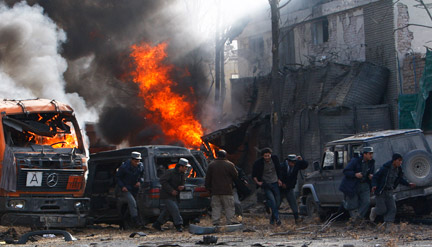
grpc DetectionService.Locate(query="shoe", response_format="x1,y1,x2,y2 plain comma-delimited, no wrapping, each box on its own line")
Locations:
276,219,281,226
152,221,163,231
384,222,393,233
269,217,275,225
369,207,377,222
175,225,183,232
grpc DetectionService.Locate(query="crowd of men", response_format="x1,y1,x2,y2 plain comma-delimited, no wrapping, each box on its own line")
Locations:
116,146,415,233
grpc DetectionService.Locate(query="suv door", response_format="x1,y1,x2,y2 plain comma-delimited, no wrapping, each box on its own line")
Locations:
314,146,338,204
332,145,348,203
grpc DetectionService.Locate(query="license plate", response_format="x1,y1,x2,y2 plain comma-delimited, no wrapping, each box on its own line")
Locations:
179,191,193,200
26,172,43,187
40,216,61,223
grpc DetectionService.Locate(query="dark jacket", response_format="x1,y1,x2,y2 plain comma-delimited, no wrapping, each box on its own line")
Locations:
372,160,410,195
252,155,282,187
116,159,144,195
160,166,186,200
234,166,251,200
205,158,238,195
280,159,308,190
338,155,375,197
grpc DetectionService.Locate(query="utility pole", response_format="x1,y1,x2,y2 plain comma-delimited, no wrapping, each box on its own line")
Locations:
214,0,221,109
269,0,282,157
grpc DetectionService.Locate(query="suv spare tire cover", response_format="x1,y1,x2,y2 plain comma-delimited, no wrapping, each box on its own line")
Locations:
402,150,432,187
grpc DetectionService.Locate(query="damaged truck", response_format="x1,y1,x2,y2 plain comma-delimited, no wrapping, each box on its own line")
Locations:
0,99,89,228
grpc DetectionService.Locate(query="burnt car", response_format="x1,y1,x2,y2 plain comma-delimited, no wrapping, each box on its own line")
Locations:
190,149,209,172
85,145,210,228
301,129,432,220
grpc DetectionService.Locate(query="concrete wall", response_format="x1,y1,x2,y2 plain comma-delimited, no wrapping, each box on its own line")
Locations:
237,0,379,77
395,0,432,96
292,8,366,65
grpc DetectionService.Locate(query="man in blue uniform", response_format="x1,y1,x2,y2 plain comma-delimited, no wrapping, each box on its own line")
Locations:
116,151,144,227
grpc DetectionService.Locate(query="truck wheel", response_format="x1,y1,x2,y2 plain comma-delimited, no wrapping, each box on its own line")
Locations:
306,194,326,221
402,150,432,187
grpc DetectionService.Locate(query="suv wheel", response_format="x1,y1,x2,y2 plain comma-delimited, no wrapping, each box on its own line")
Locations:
306,194,326,221
403,150,432,187
411,198,432,215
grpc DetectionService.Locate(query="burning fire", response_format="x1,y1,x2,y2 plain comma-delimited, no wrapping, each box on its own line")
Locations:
130,42,204,148
28,114,78,148
30,131,78,148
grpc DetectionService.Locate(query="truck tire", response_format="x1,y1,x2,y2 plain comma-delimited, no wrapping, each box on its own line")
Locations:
306,194,326,221
402,150,432,187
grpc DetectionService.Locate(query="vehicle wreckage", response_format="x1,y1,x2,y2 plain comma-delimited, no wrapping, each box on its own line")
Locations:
0,99,89,228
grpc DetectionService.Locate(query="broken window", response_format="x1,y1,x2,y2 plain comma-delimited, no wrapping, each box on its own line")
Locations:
323,151,335,170
155,157,201,178
312,18,329,45
249,36,264,56
280,28,296,67
3,113,80,149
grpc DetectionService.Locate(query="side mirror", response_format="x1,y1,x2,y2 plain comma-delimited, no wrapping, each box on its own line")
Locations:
313,161,320,172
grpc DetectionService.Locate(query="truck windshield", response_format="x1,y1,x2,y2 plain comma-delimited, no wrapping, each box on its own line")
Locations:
3,113,79,149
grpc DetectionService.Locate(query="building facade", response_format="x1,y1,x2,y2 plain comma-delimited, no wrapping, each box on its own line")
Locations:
234,0,432,128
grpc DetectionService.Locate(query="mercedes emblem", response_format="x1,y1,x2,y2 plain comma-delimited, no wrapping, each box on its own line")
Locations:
46,173,58,187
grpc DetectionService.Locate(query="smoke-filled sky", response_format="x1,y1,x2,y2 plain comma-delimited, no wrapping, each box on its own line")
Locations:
0,0,265,148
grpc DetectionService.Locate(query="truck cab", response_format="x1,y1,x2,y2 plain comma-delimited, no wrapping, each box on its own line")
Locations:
0,99,89,228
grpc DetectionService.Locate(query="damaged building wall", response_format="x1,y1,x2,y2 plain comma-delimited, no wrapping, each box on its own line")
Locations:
237,0,379,78
280,62,390,163
395,0,432,96
227,0,432,170
226,62,390,171
292,8,366,66
363,0,398,128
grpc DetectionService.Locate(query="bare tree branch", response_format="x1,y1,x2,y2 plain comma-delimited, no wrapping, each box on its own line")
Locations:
417,0,432,22
394,23,432,33
278,0,292,10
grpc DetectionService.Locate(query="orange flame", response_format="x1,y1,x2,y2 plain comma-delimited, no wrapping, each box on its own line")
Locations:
30,132,78,148
28,114,78,148
130,42,203,148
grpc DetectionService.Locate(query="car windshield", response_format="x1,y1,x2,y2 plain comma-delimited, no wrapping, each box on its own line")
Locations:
3,113,80,149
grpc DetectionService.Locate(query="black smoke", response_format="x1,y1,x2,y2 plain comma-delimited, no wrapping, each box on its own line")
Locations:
4,0,211,147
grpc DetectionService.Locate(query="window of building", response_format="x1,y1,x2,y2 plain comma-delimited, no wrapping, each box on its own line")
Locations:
249,36,264,56
312,18,329,45
279,28,296,67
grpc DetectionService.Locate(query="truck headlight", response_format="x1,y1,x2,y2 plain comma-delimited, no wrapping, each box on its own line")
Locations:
8,200,25,209
74,202,82,208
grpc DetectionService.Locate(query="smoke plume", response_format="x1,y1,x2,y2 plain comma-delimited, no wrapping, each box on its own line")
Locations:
0,2,96,124
0,0,214,148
